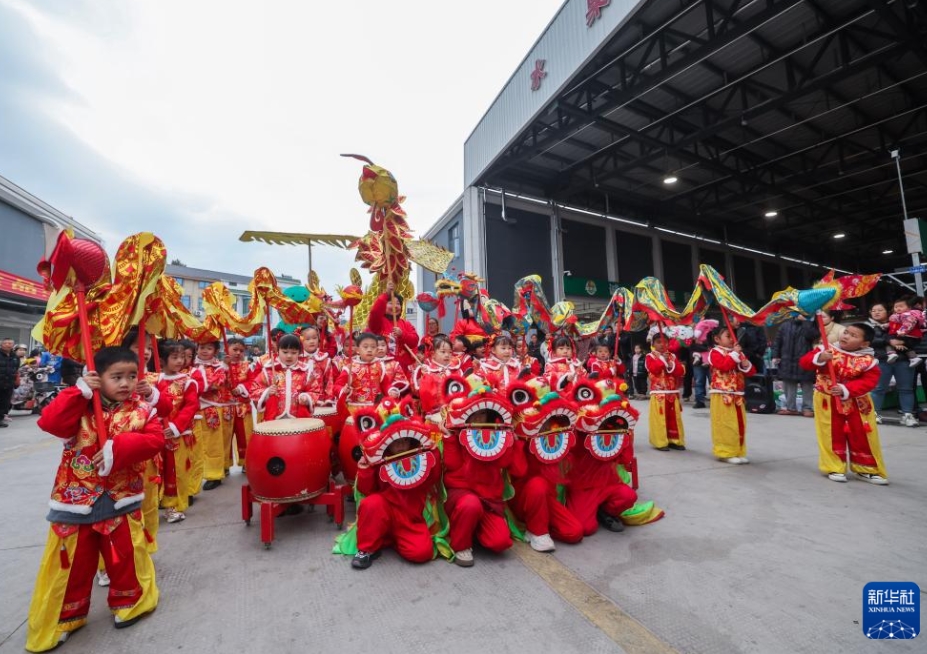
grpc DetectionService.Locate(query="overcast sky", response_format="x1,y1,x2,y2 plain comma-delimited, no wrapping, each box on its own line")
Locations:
0,0,564,289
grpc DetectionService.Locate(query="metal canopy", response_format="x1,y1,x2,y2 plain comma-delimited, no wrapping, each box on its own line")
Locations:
476,0,927,272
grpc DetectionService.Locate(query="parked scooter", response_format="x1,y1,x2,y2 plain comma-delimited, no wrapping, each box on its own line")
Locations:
11,365,62,415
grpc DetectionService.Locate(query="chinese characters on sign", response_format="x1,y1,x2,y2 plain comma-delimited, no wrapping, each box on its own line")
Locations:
862,582,919,640
530,59,547,91
586,0,611,27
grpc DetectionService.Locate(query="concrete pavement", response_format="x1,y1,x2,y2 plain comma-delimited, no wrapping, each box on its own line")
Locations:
0,400,924,653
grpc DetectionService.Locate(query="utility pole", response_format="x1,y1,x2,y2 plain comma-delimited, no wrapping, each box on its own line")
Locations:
892,149,924,296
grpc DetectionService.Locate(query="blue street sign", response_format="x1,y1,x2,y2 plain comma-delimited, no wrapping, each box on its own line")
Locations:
908,265,927,275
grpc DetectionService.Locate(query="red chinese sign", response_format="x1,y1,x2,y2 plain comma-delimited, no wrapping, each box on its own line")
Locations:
586,0,611,27
530,59,547,91
0,269,50,302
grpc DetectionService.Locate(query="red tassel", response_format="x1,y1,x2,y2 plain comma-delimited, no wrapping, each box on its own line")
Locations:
437,298,446,319
59,544,70,569
143,529,153,545
111,540,121,564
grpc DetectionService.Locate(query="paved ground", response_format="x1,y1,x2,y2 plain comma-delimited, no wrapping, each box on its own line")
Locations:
0,400,924,654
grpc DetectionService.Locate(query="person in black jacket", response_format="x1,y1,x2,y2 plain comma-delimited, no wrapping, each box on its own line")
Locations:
771,316,818,417
731,316,768,373
0,338,21,427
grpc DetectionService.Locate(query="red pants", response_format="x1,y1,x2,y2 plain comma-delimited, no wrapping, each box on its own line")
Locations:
566,483,637,536
510,477,583,543
356,494,433,563
445,489,512,553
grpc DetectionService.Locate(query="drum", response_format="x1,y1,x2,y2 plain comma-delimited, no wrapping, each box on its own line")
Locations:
337,403,370,483
246,418,331,502
313,405,344,438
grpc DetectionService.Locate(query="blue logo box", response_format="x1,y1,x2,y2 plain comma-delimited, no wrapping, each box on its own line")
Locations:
863,582,919,640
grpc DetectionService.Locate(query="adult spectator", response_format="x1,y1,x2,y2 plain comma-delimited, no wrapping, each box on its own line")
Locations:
366,281,420,373
820,310,845,345
0,338,21,426
426,317,440,338
868,302,918,427
731,316,768,373
771,315,817,417
38,348,63,385
528,331,546,370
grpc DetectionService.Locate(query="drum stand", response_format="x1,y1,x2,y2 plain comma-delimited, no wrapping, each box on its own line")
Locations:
241,479,346,549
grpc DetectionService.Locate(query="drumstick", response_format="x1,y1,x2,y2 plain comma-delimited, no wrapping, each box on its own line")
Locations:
373,446,433,465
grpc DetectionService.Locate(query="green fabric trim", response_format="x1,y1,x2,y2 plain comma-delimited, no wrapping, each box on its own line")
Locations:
616,463,631,485
539,391,559,405
621,500,655,518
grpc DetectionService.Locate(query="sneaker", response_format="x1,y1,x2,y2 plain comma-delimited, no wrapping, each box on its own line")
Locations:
719,457,746,465
886,352,899,364
739,457,750,464
655,446,670,451
527,531,556,552
827,472,848,482
909,356,922,368
597,508,625,532
801,410,814,418
693,402,706,409
668,443,686,451
351,550,380,570
855,472,889,485
875,413,883,425
164,508,185,523
202,480,222,491
901,413,919,428
96,570,110,587
114,609,153,629
454,548,474,567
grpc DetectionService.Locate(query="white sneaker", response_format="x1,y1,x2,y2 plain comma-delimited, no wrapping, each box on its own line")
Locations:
886,352,899,364
453,548,474,567
909,356,922,368
739,457,750,464
165,508,185,523
901,413,919,428
875,413,883,425
827,472,848,482
96,570,110,587
719,457,746,465
527,531,556,552
855,472,889,485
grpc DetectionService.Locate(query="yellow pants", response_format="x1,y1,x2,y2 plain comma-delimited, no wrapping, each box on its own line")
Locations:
812,392,888,478
710,394,747,459
189,415,206,495
199,407,233,481
162,436,193,512
227,411,253,469
141,465,160,554
26,512,158,652
648,394,685,448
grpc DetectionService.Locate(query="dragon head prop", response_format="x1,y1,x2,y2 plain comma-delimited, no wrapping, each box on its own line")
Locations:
445,374,517,461
353,398,438,489
572,379,638,462
510,378,578,464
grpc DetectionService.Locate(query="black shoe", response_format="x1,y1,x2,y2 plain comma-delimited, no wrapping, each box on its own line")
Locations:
597,509,625,532
351,550,381,569
114,609,154,629
202,480,222,491
188,495,197,505
0,422,7,428
281,504,304,517
693,402,706,409
668,443,686,451
655,446,670,451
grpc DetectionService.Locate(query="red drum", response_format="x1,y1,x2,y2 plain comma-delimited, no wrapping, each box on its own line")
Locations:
313,405,344,438
337,403,370,483
246,418,331,502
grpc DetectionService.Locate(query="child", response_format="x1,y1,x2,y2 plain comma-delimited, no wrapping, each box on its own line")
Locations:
544,336,585,391
301,325,335,404
799,323,888,484
156,340,199,523
26,347,163,652
225,337,253,470
451,335,475,373
414,335,460,424
191,341,233,491
352,433,442,569
886,296,924,366
250,334,315,421
376,334,411,390
366,281,421,374
179,340,196,377
477,334,522,391
630,344,648,399
646,333,686,451
707,326,755,464
514,335,542,376
586,339,625,381
334,332,409,404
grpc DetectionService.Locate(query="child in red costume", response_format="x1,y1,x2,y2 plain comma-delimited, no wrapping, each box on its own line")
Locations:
224,337,253,470
351,422,442,569
514,334,542,376
452,335,475,373
366,281,420,374
586,339,626,381
708,326,756,464
334,333,409,404
799,322,888,484
544,335,585,392
26,347,163,652
156,340,199,524
376,335,413,389
646,333,687,451
300,325,335,404
413,335,460,424
191,341,233,491
507,385,584,551
250,334,315,421
443,382,525,567
567,382,640,535
477,335,522,391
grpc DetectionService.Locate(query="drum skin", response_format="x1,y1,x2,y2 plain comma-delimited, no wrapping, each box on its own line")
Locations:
313,405,344,438
246,418,331,502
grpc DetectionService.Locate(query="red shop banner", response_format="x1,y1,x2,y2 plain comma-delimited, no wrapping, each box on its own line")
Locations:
0,269,50,302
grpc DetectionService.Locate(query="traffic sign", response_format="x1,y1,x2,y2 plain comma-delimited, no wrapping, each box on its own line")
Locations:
908,265,927,275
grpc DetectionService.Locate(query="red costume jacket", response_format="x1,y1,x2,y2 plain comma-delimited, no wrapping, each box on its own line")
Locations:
301,350,335,404
191,358,232,409
708,347,755,404
414,359,462,417
37,384,164,515
477,355,522,391
250,360,314,421
449,317,487,343
587,357,625,381
334,357,409,404
155,373,199,438
544,356,585,391
645,351,685,392
799,345,880,405
367,293,420,373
